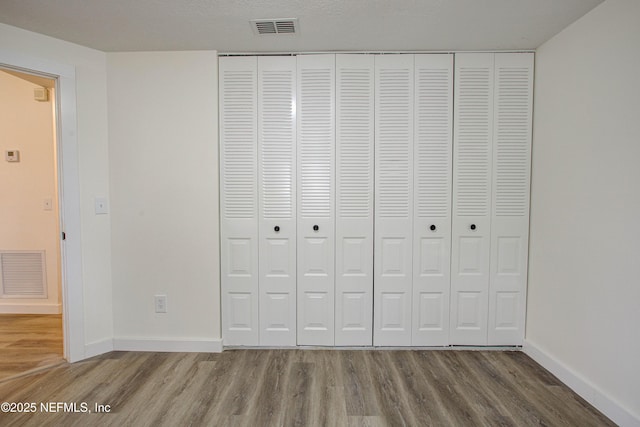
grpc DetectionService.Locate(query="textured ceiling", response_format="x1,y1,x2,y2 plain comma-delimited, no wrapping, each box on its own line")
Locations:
0,0,603,52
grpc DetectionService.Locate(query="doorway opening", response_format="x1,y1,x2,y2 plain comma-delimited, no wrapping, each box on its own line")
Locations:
0,67,64,380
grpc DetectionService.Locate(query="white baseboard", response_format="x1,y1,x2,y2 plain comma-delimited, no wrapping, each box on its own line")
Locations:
0,303,62,314
523,340,640,427
84,338,114,359
113,338,223,353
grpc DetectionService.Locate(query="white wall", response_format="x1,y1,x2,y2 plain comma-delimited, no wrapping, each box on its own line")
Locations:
107,51,220,350
528,0,640,423
0,71,60,313
0,23,113,352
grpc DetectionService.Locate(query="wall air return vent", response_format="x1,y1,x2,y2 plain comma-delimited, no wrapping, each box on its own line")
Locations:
251,18,298,35
0,251,47,298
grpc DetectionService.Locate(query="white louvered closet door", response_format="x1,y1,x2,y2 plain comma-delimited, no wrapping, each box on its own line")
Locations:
451,53,494,345
335,54,374,346
412,54,453,346
219,57,259,346
258,56,297,346
488,53,533,345
296,54,336,346
374,54,414,346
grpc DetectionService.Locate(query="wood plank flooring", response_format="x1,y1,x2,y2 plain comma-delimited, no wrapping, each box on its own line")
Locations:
0,349,613,426
0,314,63,381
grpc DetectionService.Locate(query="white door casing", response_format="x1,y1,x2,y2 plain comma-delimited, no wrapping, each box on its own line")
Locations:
335,54,375,346
258,56,297,346
296,54,336,346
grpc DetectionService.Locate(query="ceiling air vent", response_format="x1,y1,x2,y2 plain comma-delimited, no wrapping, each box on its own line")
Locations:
251,18,298,35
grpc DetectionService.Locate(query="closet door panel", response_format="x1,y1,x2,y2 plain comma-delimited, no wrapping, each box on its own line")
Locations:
412,54,453,346
220,57,259,346
451,53,494,345
488,53,533,345
374,54,414,346
296,54,336,346
335,54,374,346
258,56,297,346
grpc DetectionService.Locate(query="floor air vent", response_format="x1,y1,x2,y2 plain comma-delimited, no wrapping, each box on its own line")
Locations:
251,18,298,35
0,251,47,298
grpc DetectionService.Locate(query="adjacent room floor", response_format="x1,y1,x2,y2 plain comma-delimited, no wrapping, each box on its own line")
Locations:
0,349,613,426
0,314,64,382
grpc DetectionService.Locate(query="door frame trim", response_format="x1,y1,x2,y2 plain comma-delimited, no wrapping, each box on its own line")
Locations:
0,49,86,362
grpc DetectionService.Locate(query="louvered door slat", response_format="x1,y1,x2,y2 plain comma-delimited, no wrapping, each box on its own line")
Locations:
451,53,494,345
488,53,533,345
219,57,259,345
374,54,414,346
335,54,374,346
258,56,297,346
412,54,453,346
296,54,335,346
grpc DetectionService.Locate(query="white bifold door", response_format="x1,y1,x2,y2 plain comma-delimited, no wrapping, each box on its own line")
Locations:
488,53,533,345
374,54,415,346
219,56,259,346
258,56,297,346
221,52,531,348
335,54,375,346
450,52,533,345
412,54,454,346
373,54,454,346
296,55,336,346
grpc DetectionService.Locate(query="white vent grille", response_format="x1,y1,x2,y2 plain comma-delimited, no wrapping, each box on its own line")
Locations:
376,67,413,218
221,68,257,219
415,66,452,218
251,19,298,35
455,66,492,217
299,67,333,219
0,251,47,298
494,66,531,217
338,67,373,219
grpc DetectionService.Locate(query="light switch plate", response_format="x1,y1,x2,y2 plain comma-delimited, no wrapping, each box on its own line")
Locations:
95,197,109,215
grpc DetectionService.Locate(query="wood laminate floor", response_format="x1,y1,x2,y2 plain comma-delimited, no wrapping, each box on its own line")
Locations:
0,349,613,426
0,314,64,382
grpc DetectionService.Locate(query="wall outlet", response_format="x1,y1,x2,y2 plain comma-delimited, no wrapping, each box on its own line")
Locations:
154,295,167,313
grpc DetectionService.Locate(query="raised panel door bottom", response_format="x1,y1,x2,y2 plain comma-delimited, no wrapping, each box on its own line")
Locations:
227,292,253,331
341,292,366,331
264,292,292,332
418,292,444,331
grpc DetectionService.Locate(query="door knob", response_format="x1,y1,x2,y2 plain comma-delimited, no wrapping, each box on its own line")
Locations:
430,224,436,231
313,225,319,231
274,225,280,232
470,224,476,231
